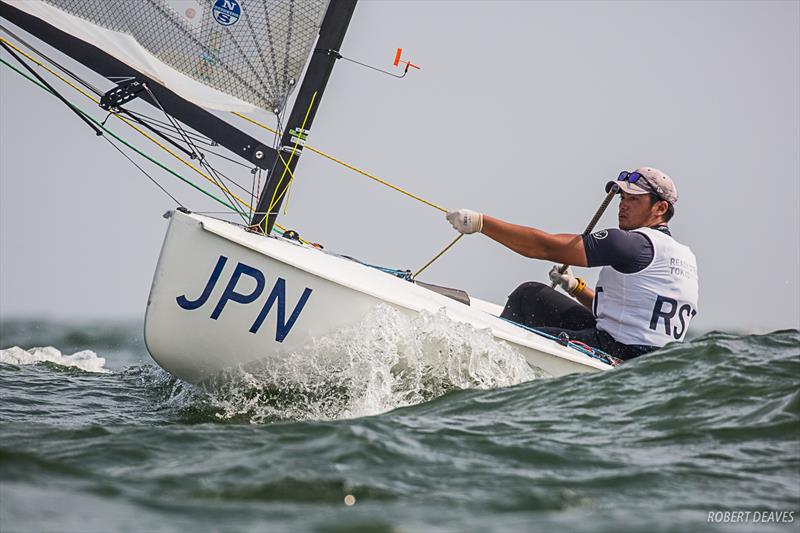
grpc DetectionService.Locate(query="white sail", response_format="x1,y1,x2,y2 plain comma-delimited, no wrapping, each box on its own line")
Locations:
8,0,327,113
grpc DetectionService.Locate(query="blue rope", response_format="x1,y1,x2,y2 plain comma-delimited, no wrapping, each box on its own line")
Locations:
362,262,413,281
498,317,619,366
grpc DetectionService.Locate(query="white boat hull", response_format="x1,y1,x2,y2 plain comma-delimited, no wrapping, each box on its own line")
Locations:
144,211,612,384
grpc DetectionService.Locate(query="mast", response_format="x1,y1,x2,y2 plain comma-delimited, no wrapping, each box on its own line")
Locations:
250,0,358,234
0,1,278,171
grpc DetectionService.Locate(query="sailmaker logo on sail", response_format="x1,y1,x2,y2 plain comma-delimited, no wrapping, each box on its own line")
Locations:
212,0,241,26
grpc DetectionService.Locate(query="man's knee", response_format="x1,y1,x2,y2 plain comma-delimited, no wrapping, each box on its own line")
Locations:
508,281,549,300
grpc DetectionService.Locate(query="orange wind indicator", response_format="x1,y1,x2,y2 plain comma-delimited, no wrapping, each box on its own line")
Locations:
392,47,421,76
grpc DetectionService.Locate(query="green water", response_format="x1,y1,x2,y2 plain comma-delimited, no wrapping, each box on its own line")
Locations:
1,318,798,532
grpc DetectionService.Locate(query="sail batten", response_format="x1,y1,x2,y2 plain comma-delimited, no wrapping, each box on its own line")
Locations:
7,0,327,115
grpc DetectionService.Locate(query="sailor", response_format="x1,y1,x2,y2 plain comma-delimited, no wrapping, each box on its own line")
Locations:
446,167,699,360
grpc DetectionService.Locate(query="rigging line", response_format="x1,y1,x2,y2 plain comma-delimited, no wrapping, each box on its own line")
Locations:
283,165,295,215
249,167,256,219
1,55,242,212
232,111,448,213
101,132,184,207
267,153,299,215
176,122,252,220
195,150,249,220
251,167,263,220
203,159,250,222
146,128,253,169
273,107,285,150
141,83,199,160
115,107,195,158
0,25,104,96
125,110,215,145
267,91,317,215
0,39,102,136
153,128,256,196
256,167,263,215
126,109,218,146
141,82,249,220
413,234,463,280
0,37,255,212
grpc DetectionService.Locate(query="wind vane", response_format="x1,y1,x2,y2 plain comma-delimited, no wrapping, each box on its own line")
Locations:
393,48,421,76
329,47,420,79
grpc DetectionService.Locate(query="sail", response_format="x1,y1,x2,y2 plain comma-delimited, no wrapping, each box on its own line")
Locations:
6,0,328,114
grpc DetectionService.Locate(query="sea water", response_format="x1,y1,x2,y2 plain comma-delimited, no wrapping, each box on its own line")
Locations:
1,310,798,532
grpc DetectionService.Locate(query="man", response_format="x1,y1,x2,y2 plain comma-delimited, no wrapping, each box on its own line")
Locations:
446,167,699,360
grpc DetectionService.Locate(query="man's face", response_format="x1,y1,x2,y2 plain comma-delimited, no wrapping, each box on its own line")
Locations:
617,191,661,230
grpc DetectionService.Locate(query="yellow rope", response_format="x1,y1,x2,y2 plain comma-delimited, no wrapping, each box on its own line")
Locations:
236,110,458,266
413,234,463,280
266,91,317,222
233,111,448,213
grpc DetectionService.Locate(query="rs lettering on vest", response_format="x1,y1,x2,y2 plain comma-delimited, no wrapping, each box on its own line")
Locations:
649,295,698,340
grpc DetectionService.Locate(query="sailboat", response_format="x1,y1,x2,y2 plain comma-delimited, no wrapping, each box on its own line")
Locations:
0,0,616,384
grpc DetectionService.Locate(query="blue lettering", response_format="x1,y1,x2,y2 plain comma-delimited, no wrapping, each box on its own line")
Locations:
210,262,265,320
177,256,312,342
176,255,228,310
249,278,312,342
216,12,230,23
650,295,678,335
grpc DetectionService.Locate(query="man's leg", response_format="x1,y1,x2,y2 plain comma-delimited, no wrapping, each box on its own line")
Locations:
500,281,596,330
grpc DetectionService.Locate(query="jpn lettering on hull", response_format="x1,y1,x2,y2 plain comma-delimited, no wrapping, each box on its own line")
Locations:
176,255,313,342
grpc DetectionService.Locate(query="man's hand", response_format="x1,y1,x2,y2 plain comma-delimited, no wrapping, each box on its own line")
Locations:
446,209,483,234
549,265,578,294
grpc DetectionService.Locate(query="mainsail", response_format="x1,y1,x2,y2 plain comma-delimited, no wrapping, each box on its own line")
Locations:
6,0,328,114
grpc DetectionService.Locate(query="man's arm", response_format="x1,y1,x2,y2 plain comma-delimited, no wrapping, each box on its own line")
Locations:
575,286,595,310
480,214,589,267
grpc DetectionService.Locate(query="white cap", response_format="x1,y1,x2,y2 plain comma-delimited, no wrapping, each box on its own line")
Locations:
605,167,678,204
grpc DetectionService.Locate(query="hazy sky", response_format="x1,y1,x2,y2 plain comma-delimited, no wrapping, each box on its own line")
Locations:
1,0,798,334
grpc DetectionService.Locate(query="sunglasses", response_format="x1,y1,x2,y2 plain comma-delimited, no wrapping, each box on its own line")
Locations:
617,171,663,199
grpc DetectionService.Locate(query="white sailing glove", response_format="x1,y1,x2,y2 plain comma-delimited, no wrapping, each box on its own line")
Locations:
549,265,579,294
446,209,483,234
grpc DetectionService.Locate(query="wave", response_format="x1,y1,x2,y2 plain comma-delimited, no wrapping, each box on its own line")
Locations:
149,305,544,423
0,346,110,373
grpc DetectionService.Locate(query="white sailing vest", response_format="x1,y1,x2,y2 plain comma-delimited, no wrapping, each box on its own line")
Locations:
594,227,699,347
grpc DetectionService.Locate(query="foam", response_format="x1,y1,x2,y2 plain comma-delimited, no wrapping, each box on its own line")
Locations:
0,346,110,373
192,305,544,423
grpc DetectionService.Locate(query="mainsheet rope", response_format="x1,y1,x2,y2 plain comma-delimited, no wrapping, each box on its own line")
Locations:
232,111,449,213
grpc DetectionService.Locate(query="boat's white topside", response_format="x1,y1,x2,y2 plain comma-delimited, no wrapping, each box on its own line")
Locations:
195,213,611,373
144,211,613,382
